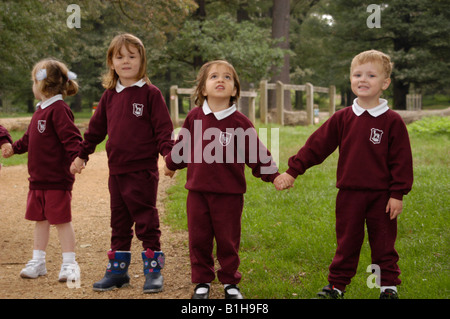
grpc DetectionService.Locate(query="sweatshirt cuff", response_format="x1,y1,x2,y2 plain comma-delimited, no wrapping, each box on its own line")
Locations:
165,153,178,172
0,137,11,147
78,150,89,161
268,172,280,183
286,168,300,179
390,191,404,200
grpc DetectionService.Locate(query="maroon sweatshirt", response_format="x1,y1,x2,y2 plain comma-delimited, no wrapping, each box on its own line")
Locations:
0,125,12,146
13,99,82,191
78,83,173,175
286,106,413,200
165,104,279,194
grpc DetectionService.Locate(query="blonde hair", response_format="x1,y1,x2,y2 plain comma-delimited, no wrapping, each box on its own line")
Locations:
102,33,150,89
32,59,78,98
350,49,393,78
193,60,241,107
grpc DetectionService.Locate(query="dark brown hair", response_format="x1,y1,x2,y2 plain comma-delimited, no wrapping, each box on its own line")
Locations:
193,60,241,107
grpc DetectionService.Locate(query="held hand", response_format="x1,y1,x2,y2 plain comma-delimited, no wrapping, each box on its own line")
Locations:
70,157,86,174
163,164,175,178
386,197,403,220
1,143,13,158
274,173,295,191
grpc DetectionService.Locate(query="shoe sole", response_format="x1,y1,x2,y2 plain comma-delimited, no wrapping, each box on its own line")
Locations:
20,271,47,279
93,282,130,292
143,287,163,294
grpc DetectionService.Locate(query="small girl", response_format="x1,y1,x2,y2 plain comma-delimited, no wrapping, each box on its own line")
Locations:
4,58,82,283
164,60,279,299
72,33,173,293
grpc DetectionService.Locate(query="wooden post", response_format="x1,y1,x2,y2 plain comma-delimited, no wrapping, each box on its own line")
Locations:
305,82,314,125
259,80,268,124
329,85,336,115
239,91,257,124
169,85,179,127
276,81,284,125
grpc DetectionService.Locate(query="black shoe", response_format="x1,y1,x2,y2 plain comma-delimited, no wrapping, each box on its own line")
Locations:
192,283,210,299
224,284,244,299
380,289,399,299
143,272,164,293
93,271,130,291
316,284,344,299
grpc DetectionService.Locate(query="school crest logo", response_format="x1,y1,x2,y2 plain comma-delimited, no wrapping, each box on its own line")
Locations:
370,128,383,144
133,103,144,117
219,132,232,146
37,120,46,133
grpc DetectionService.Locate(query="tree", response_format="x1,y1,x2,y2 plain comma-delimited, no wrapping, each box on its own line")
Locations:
307,0,450,109
269,0,291,110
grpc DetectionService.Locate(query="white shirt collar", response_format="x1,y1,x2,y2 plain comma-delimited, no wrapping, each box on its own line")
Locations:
37,94,63,110
352,98,389,117
115,79,146,93
202,100,236,120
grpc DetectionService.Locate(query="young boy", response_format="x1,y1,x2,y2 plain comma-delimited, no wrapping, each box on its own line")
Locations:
274,50,413,299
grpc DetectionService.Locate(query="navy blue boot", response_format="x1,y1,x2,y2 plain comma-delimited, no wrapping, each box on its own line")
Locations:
93,251,131,291
142,249,164,293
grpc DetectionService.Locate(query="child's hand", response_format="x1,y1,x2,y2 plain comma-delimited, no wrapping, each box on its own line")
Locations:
1,143,13,158
386,197,403,220
70,157,86,174
274,173,295,190
163,164,175,178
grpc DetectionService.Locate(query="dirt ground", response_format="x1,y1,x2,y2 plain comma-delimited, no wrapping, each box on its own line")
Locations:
0,151,224,299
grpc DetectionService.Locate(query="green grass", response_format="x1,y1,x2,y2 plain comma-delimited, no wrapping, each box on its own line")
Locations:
165,116,450,299
3,115,448,299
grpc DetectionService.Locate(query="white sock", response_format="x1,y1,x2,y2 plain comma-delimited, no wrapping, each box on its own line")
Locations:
62,252,76,264
224,284,239,295
381,286,397,293
196,283,210,294
32,250,46,261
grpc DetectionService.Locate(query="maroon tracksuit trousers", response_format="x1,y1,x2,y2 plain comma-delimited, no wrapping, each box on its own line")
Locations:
108,169,161,252
329,190,401,291
187,191,244,285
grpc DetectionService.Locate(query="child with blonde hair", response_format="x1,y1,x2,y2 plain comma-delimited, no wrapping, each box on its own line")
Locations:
72,33,173,293
275,50,413,299
3,58,82,283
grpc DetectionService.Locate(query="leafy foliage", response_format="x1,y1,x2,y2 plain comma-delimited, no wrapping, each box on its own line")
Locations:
408,116,450,135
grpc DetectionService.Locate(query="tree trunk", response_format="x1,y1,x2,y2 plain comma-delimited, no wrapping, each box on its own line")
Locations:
71,93,82,112
269,0,291,110
193,0,206,70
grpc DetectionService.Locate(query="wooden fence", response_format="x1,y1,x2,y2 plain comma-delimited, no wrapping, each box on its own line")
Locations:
169,81,335,127
260,81,336,125
169,85,257,127
406,94,422,111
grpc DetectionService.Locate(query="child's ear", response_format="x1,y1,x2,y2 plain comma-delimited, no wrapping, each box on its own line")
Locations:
382,77,391,90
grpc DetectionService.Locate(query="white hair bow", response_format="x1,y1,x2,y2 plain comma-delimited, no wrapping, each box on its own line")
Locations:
36,69,47,81
67,71,77,80
35,69,77,81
